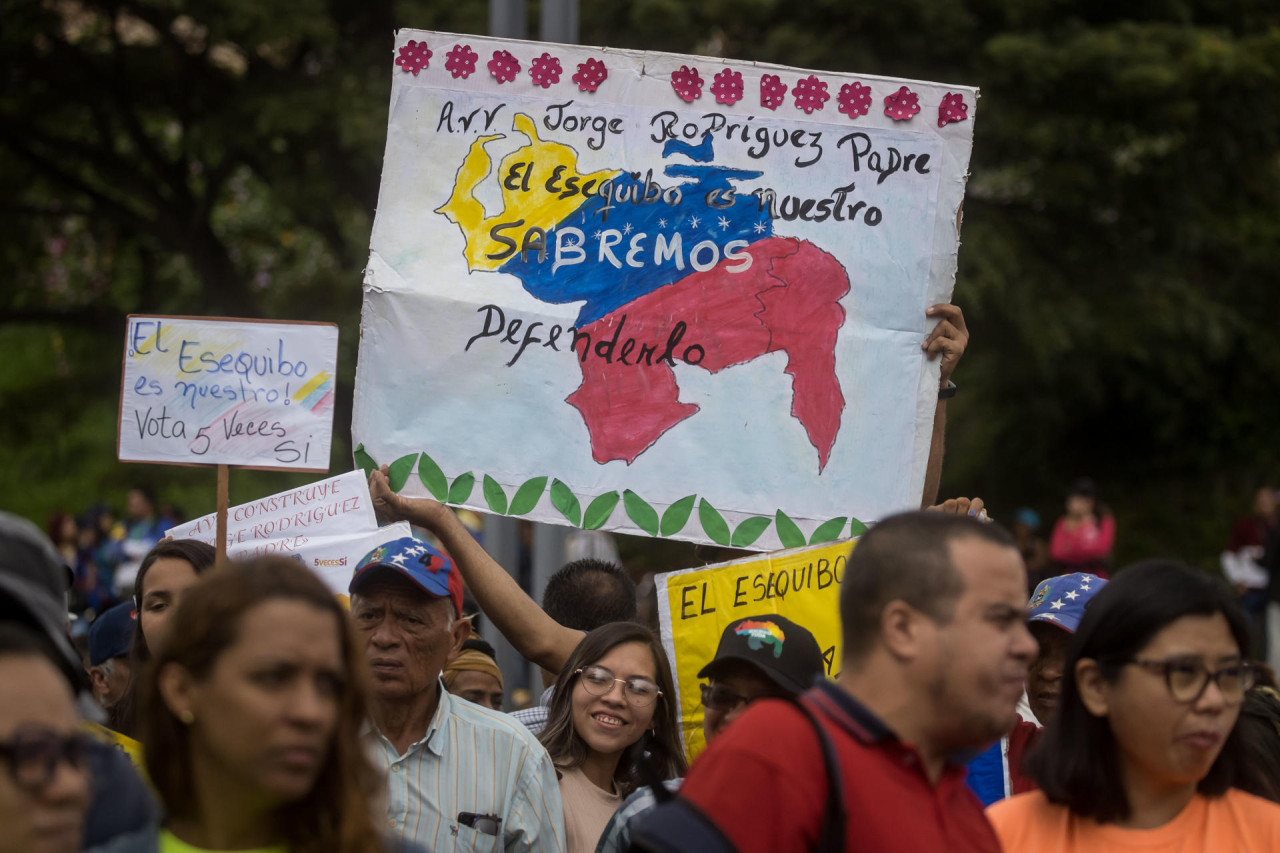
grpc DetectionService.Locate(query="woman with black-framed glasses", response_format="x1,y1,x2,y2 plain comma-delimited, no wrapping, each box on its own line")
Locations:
989,559,1280,850
0,624,93,853
538,622,686,853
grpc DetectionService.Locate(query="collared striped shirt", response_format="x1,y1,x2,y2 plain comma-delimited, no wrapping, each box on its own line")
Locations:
371,684,567,853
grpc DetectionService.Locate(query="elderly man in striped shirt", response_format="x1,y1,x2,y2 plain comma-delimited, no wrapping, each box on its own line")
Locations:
349,536,566,852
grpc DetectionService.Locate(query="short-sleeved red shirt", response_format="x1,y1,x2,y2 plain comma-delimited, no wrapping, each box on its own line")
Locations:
678,682,1002,853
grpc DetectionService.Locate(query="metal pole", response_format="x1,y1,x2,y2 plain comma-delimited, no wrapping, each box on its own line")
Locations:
540,0,579,44
489,0,527,40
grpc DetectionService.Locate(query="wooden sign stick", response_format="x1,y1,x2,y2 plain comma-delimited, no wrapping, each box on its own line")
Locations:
216,464,229,563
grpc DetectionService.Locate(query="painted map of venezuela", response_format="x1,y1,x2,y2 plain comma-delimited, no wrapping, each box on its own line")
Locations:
438,113,850,471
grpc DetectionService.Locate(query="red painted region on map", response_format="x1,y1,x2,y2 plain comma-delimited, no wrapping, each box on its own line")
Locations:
565,236,850,470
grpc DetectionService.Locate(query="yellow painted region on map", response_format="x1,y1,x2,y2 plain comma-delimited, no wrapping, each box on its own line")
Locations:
436,113,619,272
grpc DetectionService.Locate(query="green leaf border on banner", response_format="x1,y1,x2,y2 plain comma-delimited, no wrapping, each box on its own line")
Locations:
351,448,866,544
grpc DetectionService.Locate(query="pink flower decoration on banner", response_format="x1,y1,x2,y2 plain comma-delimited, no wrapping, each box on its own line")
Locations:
760,73,787,110
884,85,921,121
938,92,968,127
837,82,872,119
488,49,520,83
792,75,830,114
711,68,744,105
573,57,608,92
445,44,478,79
395,40,432,76
671,65,703,102
530,53,563,88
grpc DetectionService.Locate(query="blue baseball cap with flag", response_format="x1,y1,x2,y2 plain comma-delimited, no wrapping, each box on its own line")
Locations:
88,601,137,666
349,536,464,618
1027,572,1107,633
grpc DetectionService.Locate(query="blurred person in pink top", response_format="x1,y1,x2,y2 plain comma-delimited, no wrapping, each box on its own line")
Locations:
1049,478,1115,579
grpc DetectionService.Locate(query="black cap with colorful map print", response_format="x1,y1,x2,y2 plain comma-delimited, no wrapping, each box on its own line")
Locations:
697,614,826,695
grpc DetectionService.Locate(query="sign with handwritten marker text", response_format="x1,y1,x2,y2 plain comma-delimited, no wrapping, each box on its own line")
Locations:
655,537,854,760
355,31,977,549
167,471,377,552
119,316,338,470
167,471,413,594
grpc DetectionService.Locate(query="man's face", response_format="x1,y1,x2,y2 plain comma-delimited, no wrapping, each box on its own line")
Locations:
925,537,1038,751
701,661,786,742
350,574,468,704
125,490,151,521
89,656,133,709
448,670,504,711
1026,621,1071,725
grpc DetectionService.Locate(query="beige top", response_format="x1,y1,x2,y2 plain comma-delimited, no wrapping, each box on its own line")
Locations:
558,765,623,853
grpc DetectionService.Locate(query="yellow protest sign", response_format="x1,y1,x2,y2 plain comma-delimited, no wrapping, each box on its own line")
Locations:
655,538,855,760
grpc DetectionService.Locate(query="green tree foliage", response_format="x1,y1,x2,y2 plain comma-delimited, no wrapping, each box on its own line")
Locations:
3,0,1277,565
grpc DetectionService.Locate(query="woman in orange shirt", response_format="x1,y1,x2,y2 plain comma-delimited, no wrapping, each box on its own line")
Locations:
988,560,1280,851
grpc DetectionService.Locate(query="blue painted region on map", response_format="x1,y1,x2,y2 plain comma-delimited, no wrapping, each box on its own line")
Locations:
662,135,715,162
498,138,774,327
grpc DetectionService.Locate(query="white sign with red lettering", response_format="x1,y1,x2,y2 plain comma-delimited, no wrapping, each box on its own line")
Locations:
166,471,414,592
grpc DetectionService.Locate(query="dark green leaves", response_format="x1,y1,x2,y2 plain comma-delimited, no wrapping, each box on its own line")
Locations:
660,495,697,536
699,499,731,546
353,444,377,478
624,490,660,536
417,453,449,501
809,517,848,544
448,472,475,504
584,491,621,530
387,453,417,491
731,516,771,547
550,479,581,527
509,477,547,515
482,475,508,515
775,510,806,549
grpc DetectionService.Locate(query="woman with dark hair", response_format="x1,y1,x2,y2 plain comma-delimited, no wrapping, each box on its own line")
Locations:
132,539,217,662
988,560,1280,849
538,622,685,853
96,556,420,853
106,540,216,740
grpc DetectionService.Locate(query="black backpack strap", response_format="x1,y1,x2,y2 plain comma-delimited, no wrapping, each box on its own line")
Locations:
792,692,846,853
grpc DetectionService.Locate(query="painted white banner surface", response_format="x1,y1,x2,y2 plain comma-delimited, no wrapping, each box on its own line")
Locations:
353,31,977,550
120,316,338,470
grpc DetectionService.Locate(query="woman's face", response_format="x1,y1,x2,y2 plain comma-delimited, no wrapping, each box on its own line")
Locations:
571,641,660,760
1066,495,1094,517
165,599,344,808
138,558,201,656
1082,613,1244,792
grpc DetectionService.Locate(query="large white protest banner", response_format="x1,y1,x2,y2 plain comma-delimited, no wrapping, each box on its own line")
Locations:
167,471,411,593
120,316,338,471
353,32,977,550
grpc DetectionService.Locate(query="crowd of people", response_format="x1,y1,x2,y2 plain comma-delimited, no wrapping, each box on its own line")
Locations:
4,302,1280,853
45,488,176,624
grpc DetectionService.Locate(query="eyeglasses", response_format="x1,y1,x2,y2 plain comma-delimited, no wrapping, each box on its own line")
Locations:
1126,657,1256,704
700,683,750,712
575,665,662,706
0,726,93,792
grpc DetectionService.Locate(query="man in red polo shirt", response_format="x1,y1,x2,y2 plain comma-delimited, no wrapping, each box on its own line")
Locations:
669,511,1037,853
